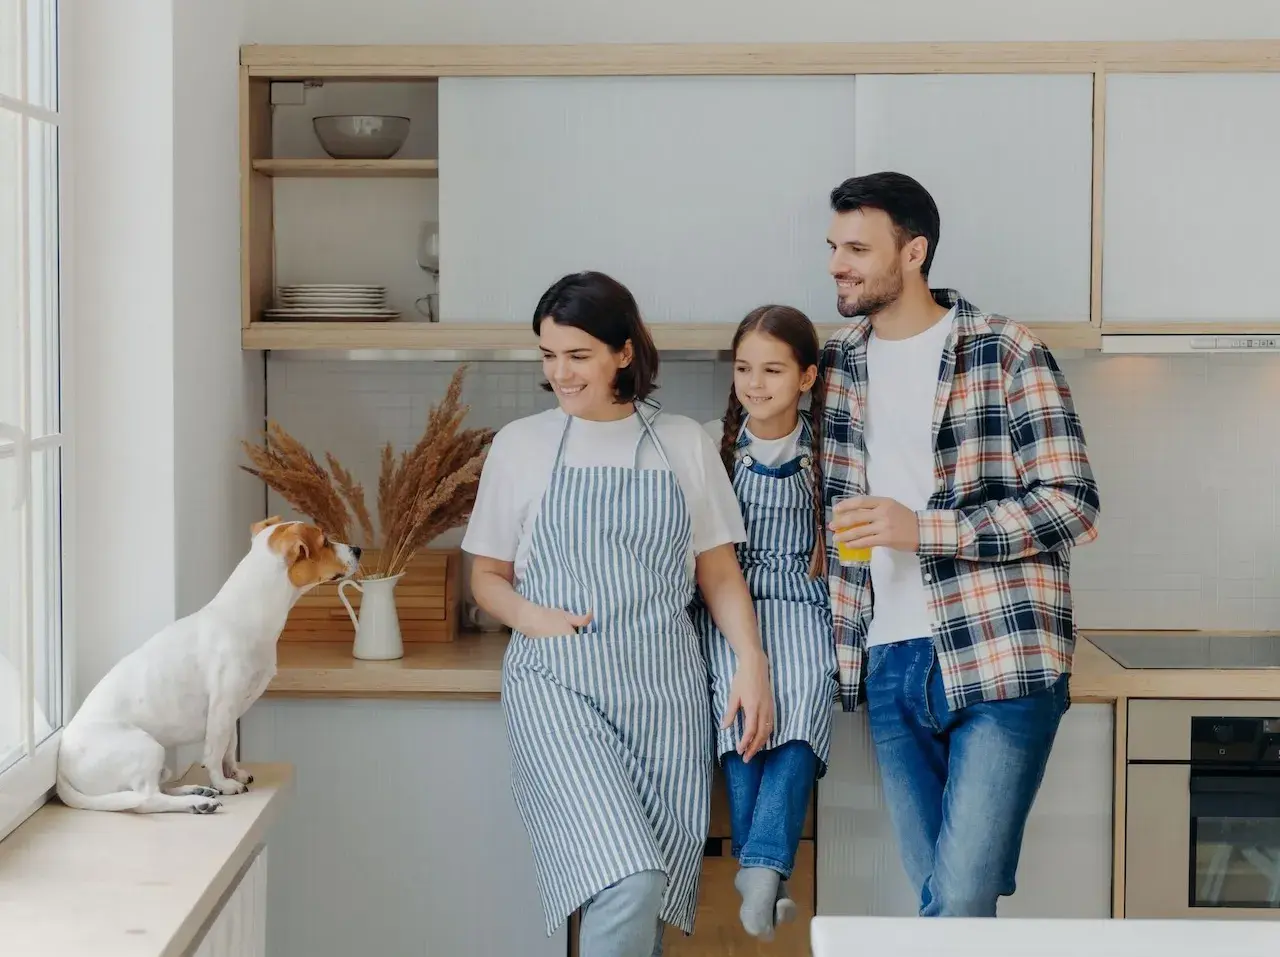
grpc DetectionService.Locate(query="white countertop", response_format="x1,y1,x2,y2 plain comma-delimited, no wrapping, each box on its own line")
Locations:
0,763,292,957
811,916,1280,956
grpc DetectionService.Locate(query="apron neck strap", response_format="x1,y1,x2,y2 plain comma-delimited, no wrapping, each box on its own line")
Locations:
552,404,675,473
552,412,574,470
634,404,674,472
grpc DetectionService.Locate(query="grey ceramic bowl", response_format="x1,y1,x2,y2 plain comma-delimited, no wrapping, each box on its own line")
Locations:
313,115,410,159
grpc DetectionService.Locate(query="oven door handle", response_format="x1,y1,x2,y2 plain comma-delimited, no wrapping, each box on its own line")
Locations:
1190,773,1280,818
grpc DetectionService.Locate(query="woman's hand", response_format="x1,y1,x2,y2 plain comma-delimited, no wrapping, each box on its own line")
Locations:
722,650,774,762
517,603,593,639
695,543,775,762
471,556,591,637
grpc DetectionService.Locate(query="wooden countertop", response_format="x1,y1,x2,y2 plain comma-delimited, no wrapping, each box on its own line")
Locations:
0,762,292,957
268,631,1280,702
268,634,508,697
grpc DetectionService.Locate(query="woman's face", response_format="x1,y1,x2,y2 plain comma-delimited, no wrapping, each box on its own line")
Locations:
539,318,634,420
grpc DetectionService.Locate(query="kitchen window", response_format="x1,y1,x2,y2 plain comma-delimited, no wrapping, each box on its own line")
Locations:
0,0,64,842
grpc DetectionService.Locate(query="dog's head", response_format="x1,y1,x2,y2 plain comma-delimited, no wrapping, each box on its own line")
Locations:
250,517,361,589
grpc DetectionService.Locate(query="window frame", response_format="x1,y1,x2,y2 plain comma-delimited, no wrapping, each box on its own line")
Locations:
0,0,70,844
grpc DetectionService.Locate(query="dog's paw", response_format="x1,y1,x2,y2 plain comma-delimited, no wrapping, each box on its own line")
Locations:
233,768,253,786
180,795,222,813
168,785,220,799
214,780,248,796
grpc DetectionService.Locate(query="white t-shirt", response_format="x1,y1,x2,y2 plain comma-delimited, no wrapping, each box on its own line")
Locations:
702,418,804,468
864,306,955,648
462,407,747,582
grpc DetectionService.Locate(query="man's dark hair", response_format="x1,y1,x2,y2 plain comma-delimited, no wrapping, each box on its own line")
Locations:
532,270,660,404
829,172,941,279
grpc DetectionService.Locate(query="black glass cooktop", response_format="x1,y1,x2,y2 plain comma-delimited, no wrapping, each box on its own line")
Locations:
1088,632,1280,670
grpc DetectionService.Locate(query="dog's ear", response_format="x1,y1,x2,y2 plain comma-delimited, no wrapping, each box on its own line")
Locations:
251,515,283,539
287,535,311,565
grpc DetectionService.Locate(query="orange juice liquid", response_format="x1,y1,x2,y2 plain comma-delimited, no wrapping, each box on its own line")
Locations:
836,522,872,565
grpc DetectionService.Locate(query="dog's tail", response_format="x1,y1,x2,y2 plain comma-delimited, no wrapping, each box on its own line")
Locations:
55,773,149,812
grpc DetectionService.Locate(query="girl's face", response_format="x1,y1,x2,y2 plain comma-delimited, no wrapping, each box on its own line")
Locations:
733,331,816,434
539,318,634,421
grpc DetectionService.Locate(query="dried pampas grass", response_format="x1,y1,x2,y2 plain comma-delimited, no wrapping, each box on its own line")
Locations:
241,364,494,579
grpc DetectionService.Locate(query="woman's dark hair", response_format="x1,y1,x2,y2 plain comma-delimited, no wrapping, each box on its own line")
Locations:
830,171,941,279
532,271,660,404
721,305,827,579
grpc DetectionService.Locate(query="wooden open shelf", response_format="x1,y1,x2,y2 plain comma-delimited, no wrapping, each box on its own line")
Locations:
242,320,1102,353
251,158,439,178
240,41,1280,352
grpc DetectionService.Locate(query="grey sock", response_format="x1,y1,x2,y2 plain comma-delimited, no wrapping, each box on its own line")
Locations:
775,880,797,925
734,866,780,939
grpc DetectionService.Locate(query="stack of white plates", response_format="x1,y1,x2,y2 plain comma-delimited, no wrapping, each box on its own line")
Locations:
265,284,399,322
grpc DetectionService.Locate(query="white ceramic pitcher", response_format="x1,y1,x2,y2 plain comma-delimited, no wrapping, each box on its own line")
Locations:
338,573,405,661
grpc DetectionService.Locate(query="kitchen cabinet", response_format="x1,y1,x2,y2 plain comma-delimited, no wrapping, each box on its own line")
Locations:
817,702,1113,918
436,75,858,327
1103,73,1280,328
187,848,269,957
852,74,1095,326
239,698,563,957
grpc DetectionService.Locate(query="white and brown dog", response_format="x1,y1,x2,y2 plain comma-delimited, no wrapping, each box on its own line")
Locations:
57,517,359,813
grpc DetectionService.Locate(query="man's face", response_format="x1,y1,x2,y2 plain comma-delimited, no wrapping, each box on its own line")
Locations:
826,207,916,319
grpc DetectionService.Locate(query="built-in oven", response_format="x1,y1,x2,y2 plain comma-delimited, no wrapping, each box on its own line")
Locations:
1126,700,1280,918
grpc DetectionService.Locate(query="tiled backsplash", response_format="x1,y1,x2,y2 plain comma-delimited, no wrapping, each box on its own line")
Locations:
265,352,1280,631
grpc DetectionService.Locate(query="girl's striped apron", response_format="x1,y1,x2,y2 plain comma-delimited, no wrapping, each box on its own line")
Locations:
691,416,838,772
501,407,712,937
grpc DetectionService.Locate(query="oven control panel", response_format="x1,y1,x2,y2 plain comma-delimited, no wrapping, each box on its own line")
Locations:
1192,716,1280,765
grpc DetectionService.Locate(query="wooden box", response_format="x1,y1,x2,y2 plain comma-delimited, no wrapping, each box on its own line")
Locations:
279,547,461,643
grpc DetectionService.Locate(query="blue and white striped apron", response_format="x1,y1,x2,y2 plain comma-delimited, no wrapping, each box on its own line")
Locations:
501,408,712,937
691,417,838,772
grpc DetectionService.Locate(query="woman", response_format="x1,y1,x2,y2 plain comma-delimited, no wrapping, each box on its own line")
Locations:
463,271,775,957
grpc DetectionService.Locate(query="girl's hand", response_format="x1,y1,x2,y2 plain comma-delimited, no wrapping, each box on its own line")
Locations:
517,603,593,639
721,651,775,762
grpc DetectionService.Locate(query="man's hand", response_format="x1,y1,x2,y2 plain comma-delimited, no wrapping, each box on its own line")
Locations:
831,496,920,553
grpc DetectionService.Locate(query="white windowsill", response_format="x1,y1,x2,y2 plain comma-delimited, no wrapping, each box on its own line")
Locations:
0,762,293,957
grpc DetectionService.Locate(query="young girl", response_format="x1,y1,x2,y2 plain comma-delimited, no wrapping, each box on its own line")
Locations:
690,305,838,941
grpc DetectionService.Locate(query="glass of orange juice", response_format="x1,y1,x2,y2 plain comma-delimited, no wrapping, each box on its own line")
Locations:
835,497,873,566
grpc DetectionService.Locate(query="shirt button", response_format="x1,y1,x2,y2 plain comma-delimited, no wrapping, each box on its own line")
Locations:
800,455,811,468
924,574,933,583
742,454,755,467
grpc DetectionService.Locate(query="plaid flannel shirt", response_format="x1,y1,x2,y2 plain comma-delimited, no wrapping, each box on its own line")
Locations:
817,289,1100,713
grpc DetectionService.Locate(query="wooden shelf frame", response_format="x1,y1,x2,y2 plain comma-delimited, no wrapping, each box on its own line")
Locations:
240,41,1280,76
243,320,1102,354
251,158,438,178
239,40,1280,353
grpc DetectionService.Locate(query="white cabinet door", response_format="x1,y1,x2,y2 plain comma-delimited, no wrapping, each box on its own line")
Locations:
188,848,269,957
240,699,563,957
438,76,857,325
853,74,1095,325
1103,74,1280,325
818,702,1113,918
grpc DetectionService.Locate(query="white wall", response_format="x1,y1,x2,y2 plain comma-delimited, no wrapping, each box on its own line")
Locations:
266,351,1280,632
245,0,1279,43
69,0,178,698
173,0,264,619
69,0,258,703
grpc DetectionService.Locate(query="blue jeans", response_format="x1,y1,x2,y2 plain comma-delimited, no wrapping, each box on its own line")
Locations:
864,638,1069,917
721,739,817,878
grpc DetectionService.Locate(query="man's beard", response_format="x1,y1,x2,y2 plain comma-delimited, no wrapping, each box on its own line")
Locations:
835,264,904,319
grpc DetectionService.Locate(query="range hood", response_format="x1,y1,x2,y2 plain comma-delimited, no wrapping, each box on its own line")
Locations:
1100,333,1280,355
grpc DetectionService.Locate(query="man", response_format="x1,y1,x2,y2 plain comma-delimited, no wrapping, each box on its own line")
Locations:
815,171,1100,917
